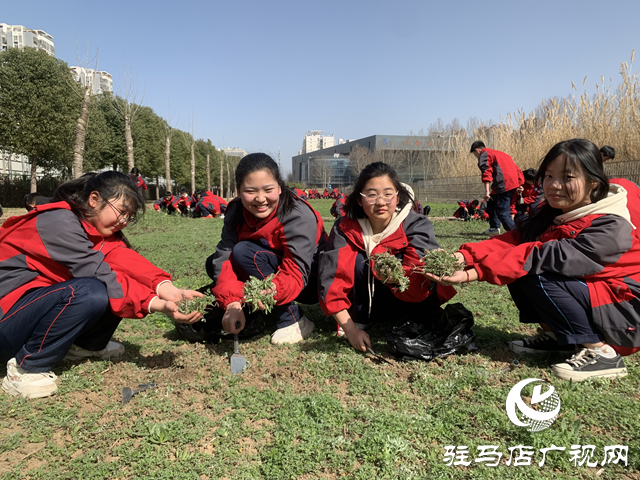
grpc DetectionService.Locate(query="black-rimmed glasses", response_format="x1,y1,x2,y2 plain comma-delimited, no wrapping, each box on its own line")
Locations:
106,200,137,227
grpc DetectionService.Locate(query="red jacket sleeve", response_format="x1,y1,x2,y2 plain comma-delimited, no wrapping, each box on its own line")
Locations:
103,243,172,293
318,219,360,315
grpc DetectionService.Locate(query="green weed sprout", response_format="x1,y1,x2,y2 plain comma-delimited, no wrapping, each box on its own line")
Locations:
177,292,216,316
419,250,463,278
244,273,277,314
371,252,410,292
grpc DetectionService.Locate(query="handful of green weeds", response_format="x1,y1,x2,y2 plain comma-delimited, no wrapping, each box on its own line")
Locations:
419,250,464,278
176,292,216,316
244,274,277,314
371,252,410,292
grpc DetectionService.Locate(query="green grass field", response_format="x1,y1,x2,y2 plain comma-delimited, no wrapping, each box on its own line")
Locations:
0,201,638,479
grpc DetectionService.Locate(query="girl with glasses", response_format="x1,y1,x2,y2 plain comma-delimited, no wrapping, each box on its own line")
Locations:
0,171,203,399
318,162,456,352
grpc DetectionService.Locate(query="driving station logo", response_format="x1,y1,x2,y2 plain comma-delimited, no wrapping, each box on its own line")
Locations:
505,378,561,432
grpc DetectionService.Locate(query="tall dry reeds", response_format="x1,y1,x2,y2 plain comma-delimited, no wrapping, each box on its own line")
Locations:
438,52,640,177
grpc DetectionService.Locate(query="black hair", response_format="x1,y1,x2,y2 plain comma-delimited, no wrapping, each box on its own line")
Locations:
523,168,537,181
600,145,615,161
130,167,140,175
470,199,480,207
225,153,295,229
343,162,412,220
179,189,188,195
517,139,609,243
24,192,41,211
53,171,144,241
470,140,486,153
164,190,172,197
193,189,204,201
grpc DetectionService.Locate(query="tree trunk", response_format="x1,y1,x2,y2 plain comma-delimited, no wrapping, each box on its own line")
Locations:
73,85,92,178
206,153,211,192
30,155,38,193
226,162,231,198
124,113,134,172
155,175,160,200
190,142,195,194
220,157,224,197
164,134,171,193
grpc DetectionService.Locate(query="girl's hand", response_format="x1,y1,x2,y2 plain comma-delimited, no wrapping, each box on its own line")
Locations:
345,328,371,352
256,287,276,311
158,300,203,324
221,302,246,333
424,267,478,287
158,283,204,303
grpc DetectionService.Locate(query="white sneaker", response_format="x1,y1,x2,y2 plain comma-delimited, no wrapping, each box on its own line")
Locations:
64,341,125,361
271,317,315,344
336,322,369,338
482,228,501,235
2,358,58,399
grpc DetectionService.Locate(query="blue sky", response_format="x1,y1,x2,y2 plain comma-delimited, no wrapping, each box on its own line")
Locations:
4,0,640,173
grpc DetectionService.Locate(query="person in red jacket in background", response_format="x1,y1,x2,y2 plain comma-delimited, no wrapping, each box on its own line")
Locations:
0,172,203,398
330,193,348,218
294,188,308,201
176,190,193,216
453,199,480,221
318,162,455,352
471,141,524,235
515,168,540,219
153,191,180,214
129,167,148,196
204,153,327,344
426,139,640,381
192,190,224,218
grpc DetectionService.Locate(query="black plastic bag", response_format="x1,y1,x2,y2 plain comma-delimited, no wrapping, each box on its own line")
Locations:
386,303,478,362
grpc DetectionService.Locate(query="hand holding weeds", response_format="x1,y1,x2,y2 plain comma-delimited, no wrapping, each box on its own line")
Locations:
176,292,216,315
155,300,203,324
222,302,246,333
371,252,410,292
244,274,277,314
418,250,465,278
158,283,204,303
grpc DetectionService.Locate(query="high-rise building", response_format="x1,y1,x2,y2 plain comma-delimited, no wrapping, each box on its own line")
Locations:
222,147,247,158
69,67,113,94
0,23,55,56
301,130,335,154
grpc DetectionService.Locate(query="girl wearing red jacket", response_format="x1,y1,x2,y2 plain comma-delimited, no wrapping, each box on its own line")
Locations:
0,172,203,399
318,162,455,352
426,139,640,381
205,153,326,344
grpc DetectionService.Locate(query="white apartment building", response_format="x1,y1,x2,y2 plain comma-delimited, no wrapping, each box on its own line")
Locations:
69,67,114,94
301,130,335,154
0,23,55,56
222,147,247,158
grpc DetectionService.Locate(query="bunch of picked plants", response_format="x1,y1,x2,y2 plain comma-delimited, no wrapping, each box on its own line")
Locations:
418,249,464,278
176,291,216,316
371,252,410,292
244,273,277,314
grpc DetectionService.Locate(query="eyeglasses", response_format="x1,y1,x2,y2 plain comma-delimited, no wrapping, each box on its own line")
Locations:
359,191,398,205
106,200,137,227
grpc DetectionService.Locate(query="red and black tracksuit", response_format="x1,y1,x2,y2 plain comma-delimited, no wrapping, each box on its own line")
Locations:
153,195,179,214
458,184,640,356
194,192,226,217
477,148,524,231
330,194,348,218
0,202,171,371
318,212,456,325
294,188,308,201
206,193,327,328
515,183,540,217
454,200,478,220
177,195,192,216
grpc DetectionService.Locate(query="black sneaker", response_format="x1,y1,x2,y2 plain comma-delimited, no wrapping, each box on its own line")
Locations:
552,348,627,381
509,329,576,354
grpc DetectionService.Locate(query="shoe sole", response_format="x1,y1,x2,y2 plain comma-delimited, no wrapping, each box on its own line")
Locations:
509,344,575,355
552,366,628,381
2,377,57,399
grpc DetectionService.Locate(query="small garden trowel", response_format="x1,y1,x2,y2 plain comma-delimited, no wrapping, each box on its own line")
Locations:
230,321,246,374
122,383,157,406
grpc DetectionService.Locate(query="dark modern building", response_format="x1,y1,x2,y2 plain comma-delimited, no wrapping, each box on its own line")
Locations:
291,134,461,188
